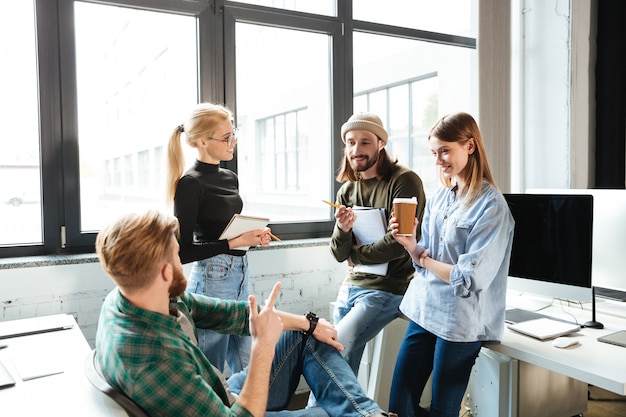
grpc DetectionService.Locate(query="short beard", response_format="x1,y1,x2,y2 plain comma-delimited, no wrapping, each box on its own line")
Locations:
169,266,188,298
352,150,379,173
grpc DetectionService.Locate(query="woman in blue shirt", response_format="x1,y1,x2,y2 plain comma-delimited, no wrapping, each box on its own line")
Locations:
388,112,514,417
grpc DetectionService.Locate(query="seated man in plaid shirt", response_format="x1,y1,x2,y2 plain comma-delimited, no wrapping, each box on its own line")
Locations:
95,210,395,417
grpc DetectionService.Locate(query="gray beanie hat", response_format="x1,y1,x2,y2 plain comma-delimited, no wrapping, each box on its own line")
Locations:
341,112,388,144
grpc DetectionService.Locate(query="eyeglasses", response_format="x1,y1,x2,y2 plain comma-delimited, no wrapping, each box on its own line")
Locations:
207,128,239,147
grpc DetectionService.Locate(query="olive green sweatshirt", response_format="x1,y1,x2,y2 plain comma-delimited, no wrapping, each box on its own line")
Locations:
330,164,426,295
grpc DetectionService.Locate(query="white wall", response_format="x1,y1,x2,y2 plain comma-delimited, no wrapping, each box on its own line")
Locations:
0,240,347,347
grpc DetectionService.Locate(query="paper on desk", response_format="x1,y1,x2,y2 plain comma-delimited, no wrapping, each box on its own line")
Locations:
12,356,64,381
351,207,389,276
8,343,65,382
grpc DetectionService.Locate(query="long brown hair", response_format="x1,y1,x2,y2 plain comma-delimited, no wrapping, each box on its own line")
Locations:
336,146,398,182
166,103,233,203
428,112,496,205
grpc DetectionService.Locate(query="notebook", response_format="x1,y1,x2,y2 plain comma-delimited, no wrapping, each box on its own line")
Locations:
0,315,74,340
507,318,581,340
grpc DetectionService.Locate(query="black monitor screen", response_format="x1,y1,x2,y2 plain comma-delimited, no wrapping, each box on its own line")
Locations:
504,194,593,288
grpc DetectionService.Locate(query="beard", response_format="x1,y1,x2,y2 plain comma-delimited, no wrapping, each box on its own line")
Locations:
351,150,379,172
168,264,188,298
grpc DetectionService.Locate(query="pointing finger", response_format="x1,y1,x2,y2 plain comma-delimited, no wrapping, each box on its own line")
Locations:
263,281,282,310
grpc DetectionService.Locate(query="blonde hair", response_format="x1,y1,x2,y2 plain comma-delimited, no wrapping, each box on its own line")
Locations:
96,210,180,290
428,112,496,205
166,103,233,202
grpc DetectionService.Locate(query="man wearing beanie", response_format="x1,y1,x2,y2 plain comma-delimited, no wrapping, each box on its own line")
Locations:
329,111,426,375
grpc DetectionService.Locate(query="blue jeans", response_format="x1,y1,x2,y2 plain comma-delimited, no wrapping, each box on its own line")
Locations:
334,285,404,374
227,330,384,417
388,321,482,417
187,254,251,373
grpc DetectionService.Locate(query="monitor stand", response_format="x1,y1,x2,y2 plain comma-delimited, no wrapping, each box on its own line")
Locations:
583,287,605,329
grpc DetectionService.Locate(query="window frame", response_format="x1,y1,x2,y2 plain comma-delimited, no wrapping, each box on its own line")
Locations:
1,0,477,257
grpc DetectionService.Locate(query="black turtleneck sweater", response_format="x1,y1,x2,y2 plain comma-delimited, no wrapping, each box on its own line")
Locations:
174,160,244,264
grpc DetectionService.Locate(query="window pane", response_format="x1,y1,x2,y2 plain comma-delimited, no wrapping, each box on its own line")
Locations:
229,0,335,16
74,3,197,232
354,0,477,38
235,23,331,221
0,2,42,246
353,32,476,196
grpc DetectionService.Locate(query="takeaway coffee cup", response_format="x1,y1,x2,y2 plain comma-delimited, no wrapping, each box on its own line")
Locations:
393,197,418,236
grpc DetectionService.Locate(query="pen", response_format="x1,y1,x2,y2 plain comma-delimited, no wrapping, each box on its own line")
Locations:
322,200,341,209
269,232,281,242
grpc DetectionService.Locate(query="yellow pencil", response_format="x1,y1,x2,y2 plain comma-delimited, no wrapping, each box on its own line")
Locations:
269,232,281,242
322,200,341,209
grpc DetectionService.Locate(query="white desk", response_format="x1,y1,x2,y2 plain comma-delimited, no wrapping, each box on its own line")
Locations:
490,302,626,396
0,314,127,417
467,301,626,417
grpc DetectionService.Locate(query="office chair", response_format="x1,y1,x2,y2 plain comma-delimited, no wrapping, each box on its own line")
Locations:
84,349,151,417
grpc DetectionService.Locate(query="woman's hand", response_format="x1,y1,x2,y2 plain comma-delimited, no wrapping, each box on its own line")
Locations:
335,205,357,233
229,227,272,249
390,212,427,264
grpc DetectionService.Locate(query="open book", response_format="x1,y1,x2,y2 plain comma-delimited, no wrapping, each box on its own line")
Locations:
219,214,269,250
351,207,389,276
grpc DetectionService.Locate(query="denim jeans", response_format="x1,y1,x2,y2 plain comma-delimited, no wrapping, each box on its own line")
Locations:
333,285,404,374
227,330,384,417
187,253,251,374
388,321,482,417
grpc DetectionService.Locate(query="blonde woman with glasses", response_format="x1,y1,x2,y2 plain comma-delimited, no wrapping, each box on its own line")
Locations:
166,102,272,374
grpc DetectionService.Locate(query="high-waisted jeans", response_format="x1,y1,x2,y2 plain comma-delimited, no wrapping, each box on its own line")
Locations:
388,321,482,417
187,253,251,373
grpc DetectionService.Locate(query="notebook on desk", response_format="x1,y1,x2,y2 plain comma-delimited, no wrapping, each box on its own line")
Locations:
508,318,581,340
0,315,74,340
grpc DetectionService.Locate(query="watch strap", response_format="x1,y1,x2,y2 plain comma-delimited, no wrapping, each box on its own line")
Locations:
302,311,319,336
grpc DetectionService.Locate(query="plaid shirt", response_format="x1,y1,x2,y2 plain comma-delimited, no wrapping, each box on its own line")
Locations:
96,288,254,417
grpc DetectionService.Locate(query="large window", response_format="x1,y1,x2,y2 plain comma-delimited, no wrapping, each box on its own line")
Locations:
234,22,332,223
0,0,477,257
73,2,197,232
0,2,42,247
352,32,476,196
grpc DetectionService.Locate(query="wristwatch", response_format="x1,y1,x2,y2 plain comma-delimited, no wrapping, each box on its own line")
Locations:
302,311,319,336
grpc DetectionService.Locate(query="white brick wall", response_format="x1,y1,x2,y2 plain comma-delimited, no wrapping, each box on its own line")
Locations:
0,240,347,347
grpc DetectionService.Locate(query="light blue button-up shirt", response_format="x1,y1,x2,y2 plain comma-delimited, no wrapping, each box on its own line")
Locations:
400,181,515,343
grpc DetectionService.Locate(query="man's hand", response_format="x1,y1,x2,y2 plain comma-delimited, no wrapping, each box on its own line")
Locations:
312,318,344,352
335,205,357,233
248,281,283,352
237,282,283,415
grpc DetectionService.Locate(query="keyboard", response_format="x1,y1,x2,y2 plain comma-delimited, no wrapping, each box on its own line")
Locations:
0,360,16,389
594,287,626,302
505,308,575,325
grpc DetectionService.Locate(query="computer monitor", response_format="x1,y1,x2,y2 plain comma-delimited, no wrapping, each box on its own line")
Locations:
527,188,626,297
504,193,594,307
